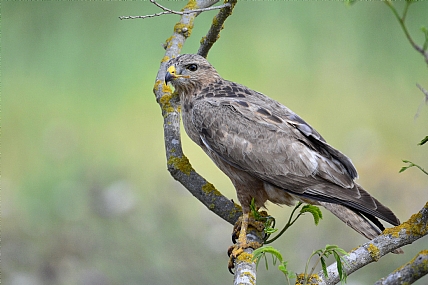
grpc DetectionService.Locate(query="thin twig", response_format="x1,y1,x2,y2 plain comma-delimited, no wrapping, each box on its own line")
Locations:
416,83,428,103
414,83,428,119
119,1,231,20
384,0,428,65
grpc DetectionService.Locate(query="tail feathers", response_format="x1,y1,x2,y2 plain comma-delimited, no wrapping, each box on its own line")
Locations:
320,202,381,239
320,202,403,254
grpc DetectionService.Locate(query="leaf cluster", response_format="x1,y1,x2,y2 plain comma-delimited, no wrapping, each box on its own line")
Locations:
252,244,348,285
400,136,428,175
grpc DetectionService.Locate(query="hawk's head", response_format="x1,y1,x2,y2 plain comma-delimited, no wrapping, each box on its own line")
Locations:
165,54,220,94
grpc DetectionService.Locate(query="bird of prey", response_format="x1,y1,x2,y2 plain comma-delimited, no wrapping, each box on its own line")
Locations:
164,54,401,265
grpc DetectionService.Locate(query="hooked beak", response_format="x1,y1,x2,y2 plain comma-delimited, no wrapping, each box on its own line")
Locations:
165,65,177,85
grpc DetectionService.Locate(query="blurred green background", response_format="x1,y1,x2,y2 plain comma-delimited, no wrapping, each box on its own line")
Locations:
3,1,428,284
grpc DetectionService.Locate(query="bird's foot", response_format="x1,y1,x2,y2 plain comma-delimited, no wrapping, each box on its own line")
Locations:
227,241,262,273
231,215,265,244
227,214,264,273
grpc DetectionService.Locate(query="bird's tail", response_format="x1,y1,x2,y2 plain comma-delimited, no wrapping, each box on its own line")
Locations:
319,201,403,254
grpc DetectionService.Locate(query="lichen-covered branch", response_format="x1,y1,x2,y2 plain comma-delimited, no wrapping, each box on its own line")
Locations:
374,250,428,285
153,0,242,225
197,0,237,58
233,228,264,285
316,202,428,285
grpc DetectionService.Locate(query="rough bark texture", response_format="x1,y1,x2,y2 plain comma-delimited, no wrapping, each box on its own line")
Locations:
316,202,428,285
233,228,264,285
375,250,428,285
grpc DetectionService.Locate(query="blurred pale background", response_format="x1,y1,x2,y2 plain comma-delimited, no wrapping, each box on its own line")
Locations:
3,1,428,285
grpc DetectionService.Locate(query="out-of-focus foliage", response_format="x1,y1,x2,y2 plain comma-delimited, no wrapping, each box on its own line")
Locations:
3,1,427,285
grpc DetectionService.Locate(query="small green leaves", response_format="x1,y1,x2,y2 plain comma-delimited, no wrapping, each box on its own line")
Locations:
305,245,348,285
253,246,282,267
249,198,277,237
400,160,428,175
300,204,323,226
264,203,323,244
278,261,297,280
254,244,348,285
252,246,296,285
400,136,427,175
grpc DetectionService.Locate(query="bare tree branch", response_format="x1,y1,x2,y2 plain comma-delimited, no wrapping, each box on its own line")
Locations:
316,202,428,285
119,0,231,20
198,0,237,58
375,250,428,285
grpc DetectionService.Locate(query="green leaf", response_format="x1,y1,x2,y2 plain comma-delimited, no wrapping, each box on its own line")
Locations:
278,261,293,277
300,205,323,225
400,160,428,175
334,247,349,255
250,198,262,220
325,244,339,251
333,251,348,283
252,246,284,263
320,257,328,278
264,227,278,234
418,136,428,145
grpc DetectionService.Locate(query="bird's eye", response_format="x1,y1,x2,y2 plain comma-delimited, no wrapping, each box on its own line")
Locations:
186,64,198,72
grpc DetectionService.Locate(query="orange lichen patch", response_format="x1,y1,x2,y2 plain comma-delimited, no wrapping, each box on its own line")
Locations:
383,202,428,238
167,155,193,175
367,243,381,261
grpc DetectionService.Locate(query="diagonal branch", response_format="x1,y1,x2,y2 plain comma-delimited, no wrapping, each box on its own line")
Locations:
198,0,237,58
374,250,428,285
152,0,242,226
317,202,428,285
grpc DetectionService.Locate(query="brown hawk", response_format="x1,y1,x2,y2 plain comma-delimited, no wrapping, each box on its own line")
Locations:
164,54,401,262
